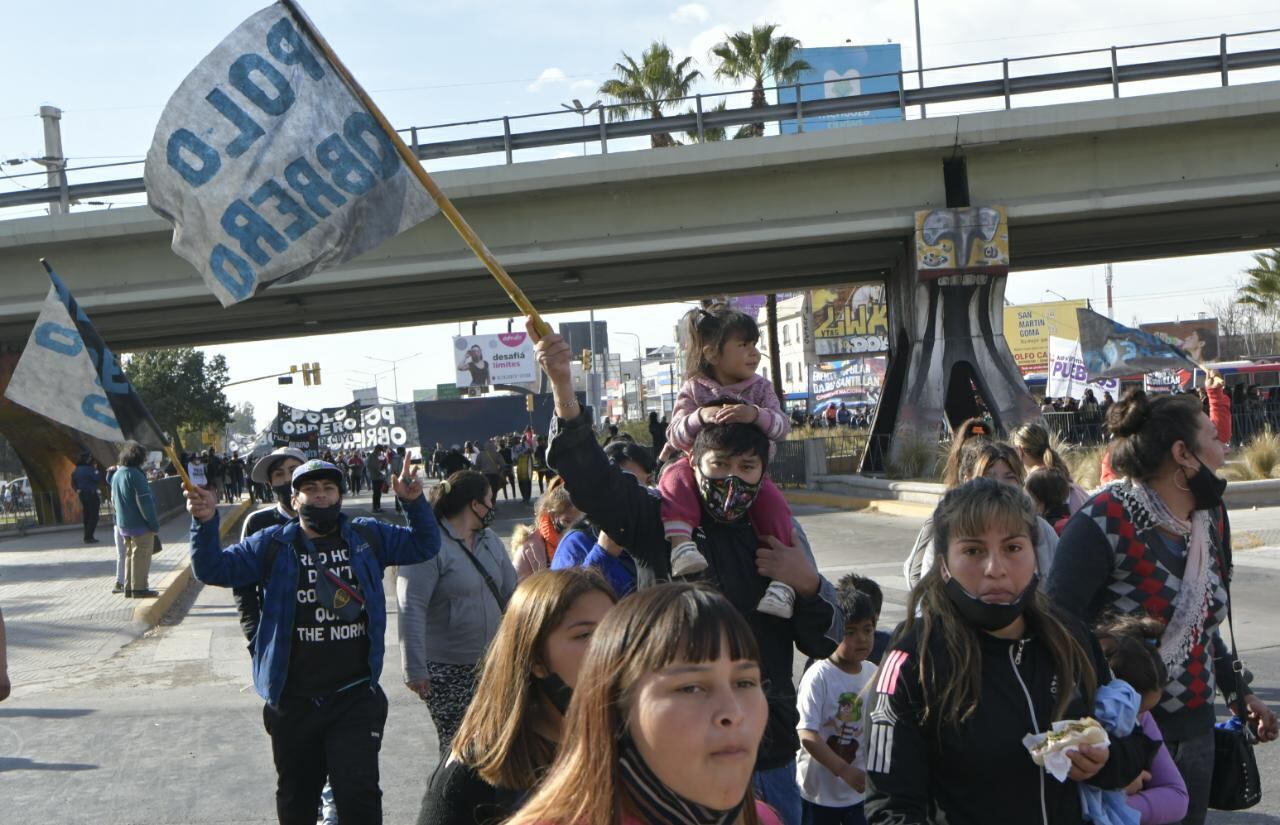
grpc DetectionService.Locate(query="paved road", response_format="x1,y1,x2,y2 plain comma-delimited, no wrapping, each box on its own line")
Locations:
0,492,1276,823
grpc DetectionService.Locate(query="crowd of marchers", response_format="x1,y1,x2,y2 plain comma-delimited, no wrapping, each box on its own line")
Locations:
170,302,1276,825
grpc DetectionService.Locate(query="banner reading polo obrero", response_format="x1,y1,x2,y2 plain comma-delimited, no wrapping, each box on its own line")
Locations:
5,261,166,450
1046,336,1120,401
144,3,437,307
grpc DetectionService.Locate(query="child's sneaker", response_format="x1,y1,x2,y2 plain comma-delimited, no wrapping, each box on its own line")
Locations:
670,541,709,577
756,580,795,619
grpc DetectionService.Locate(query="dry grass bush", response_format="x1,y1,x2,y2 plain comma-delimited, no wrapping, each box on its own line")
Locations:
1223,429,1280,481
1063,444,1108,491
889,428,945,481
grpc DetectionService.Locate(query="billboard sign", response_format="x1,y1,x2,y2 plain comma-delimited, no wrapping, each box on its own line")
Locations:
809,357,886,407
915,206,1010,279
778,45,903,133
452,333,537,388
1139,319,1219,364
812,284,888,356
1003,300,1088,376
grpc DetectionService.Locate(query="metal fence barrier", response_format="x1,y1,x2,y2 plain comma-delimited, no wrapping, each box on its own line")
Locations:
0,475,186,535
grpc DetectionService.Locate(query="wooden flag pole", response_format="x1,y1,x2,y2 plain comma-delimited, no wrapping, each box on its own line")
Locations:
164,442,197,492
280,0,551,338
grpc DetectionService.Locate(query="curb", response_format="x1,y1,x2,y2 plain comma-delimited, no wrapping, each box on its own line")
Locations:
131,498,255,628
784,490,934,519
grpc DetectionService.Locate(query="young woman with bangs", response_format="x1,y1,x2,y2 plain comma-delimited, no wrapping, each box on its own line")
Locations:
867,479,1155,825
506,583,783,825
417,568,616,825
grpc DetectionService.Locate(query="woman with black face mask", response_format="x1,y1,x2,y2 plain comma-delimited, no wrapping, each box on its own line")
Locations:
417,568,616,825
397,470,518,757
866,478,1156,825
1049,390,1278,825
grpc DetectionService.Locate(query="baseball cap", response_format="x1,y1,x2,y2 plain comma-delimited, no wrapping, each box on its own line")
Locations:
291,459,347,492
250,447,308,484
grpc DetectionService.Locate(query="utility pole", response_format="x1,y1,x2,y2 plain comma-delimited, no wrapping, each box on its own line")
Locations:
913,0,927,118
766,294,784,404
36,106,69,215
1105,263,1115,318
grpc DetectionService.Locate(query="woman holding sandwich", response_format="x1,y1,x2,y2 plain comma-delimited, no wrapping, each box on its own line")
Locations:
865,479,1155,825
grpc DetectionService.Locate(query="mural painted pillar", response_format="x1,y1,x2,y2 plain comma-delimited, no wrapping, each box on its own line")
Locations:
862,206,1040,474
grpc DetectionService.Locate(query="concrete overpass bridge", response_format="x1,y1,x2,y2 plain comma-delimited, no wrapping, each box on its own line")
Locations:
1,80,1279,351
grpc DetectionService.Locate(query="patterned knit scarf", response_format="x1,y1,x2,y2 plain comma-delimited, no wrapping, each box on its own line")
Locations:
618,739,745,825
1110,480,1215,675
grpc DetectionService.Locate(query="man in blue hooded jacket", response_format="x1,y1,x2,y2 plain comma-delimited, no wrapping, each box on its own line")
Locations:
186,458,439,825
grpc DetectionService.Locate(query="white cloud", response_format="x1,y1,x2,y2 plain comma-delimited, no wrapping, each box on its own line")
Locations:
528,67,568,92
671,3,711,24
571,78,599,92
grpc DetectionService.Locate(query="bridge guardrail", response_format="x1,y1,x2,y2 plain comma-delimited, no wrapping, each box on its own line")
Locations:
3,27,1280,212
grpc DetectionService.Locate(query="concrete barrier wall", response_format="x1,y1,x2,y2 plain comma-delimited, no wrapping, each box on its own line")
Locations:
813,474,1278,511
150,476,187,521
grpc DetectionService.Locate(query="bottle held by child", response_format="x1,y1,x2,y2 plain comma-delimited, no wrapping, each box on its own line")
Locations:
661,304,796,618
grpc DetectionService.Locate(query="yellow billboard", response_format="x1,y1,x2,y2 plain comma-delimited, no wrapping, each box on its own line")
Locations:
1003,300,1088,375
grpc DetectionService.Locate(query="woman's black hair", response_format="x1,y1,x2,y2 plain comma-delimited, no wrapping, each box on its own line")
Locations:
683,302,759,380
430,470,491,520
604,440,656,475
1106,389,1205,481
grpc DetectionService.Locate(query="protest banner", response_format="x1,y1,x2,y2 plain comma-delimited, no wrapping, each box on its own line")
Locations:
1139,319,1220,365
1076,307,1198,380
811,285,888,356
274,401,418,456
1046,336,1120,401
1144,371,1182,395
453,333,537,388
6,262,167,450
809,357,886,407
145,1,551,334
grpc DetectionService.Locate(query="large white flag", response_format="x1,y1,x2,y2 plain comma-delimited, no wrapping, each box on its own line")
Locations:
5,265,166,448
144,3,437,307
1046,336,1119,401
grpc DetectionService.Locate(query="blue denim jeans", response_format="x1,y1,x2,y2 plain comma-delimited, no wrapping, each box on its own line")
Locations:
754,760,803,825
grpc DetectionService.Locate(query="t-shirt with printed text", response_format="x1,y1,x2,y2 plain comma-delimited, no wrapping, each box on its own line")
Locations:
286,532,371,697
795,657,878,809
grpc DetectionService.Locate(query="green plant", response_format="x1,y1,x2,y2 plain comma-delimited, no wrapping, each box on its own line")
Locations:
888,428,943,481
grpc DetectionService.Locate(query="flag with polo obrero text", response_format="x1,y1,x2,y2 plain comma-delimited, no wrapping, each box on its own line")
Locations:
5,264,167,449
1076,307,1198,380
144,3,437,308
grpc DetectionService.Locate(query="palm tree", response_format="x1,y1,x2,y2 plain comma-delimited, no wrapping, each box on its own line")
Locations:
1238,248,1280,312
683,101,727,143
599,42,701,148
711,24,809,139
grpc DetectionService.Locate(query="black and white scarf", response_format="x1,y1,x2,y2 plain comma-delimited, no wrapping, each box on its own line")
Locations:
618,739,745,825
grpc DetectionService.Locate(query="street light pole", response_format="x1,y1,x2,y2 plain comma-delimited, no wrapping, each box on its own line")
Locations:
615,331,643,419
364,353,421,404
913,0,926,118
560,99,602,156
1044,289,1070,302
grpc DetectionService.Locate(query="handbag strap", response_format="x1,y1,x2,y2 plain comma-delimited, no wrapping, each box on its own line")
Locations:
447,533,507,613
1212,525,1250,726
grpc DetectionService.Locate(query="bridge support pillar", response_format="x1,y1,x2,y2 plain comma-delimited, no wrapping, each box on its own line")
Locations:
862,253,1040,475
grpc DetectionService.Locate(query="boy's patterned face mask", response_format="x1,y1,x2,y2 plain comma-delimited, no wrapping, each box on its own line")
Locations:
697,473,762,523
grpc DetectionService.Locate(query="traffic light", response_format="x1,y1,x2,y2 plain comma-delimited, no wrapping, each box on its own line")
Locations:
581,348,592,371
291,363,322,386
525,394,536,413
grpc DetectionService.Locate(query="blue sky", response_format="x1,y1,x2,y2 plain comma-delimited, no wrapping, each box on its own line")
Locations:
2,0,1278,427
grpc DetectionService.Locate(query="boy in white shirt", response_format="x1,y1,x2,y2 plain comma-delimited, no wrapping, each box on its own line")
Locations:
796,584,878,825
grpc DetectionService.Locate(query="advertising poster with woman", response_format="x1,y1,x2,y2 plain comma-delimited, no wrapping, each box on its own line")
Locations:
453,333,537,389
